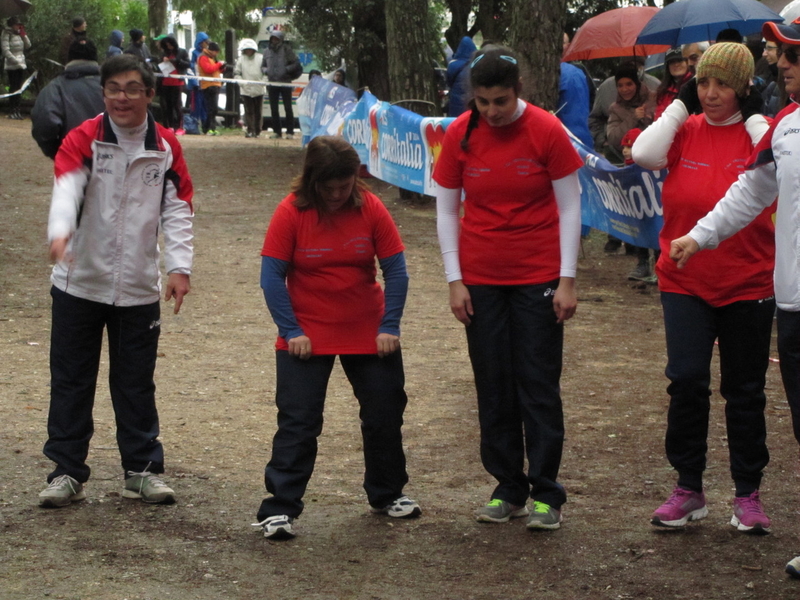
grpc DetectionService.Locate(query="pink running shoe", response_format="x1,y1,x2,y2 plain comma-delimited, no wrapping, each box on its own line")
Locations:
651,487,708,528
175,128,186,136
731,490,770,534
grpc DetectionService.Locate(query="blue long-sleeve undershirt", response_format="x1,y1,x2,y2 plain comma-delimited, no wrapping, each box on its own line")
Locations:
260,252,409,341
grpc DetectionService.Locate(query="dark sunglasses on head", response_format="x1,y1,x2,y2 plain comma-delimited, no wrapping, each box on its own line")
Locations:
778,44,800,64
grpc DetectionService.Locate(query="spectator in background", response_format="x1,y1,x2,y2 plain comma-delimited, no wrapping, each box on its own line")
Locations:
606,65,656,280
557,61,593,148
332,68,347,86
606,66,656,163
261,30,302,139
60,16,87,65
158,34,190,135
563,32,596,109
715,28,743,44
234,38,266,138
2,16,31,120
197,41,225,136
760,39,784,117
446,36,477,117
308,69,322,79
620,128,641,166
589,57,659,162
106,30,124,60
655,48,692,120
124,29,152,66
187,32,209,126
31,39,104,159
683,42,709,73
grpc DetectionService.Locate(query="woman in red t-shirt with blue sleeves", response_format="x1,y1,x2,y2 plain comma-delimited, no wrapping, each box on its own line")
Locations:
252,136,420,540
633,43,775,533
433,46,583,530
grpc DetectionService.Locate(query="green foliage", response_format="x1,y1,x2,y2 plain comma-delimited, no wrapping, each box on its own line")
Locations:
25,0,149,83
174,0,260,49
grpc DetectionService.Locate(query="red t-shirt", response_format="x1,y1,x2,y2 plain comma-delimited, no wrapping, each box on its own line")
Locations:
656,115,775,305
261,190,405,354
433,102,583,285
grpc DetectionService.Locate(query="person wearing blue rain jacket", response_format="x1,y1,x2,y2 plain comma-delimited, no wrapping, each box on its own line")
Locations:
446,36,477,117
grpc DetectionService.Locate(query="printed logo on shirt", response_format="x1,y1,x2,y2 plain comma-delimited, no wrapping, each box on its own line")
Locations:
783,127,800,136
142,163,163,186
507,158,544,176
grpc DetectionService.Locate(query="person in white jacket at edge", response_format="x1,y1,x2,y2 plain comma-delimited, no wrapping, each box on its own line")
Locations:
667,19,800,578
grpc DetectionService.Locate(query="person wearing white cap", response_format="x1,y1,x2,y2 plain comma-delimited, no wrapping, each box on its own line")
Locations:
669,18,800,576
234,38,266,138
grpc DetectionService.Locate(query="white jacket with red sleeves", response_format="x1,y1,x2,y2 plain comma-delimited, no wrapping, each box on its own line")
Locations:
48,112,194,307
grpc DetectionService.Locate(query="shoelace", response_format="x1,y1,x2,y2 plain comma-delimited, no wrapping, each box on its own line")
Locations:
737,493,766,515
251,515,290,528
662,488,694,508
126,461,169,493
48,474,78,492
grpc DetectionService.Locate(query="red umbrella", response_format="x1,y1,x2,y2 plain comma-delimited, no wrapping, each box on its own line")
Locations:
563,6,671,61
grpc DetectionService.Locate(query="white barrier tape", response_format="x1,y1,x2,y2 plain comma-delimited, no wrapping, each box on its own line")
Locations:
0,70,37,99
156,73,304,88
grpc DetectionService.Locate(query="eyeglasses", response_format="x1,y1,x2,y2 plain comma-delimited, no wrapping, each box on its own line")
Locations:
103,84,147,99
765,44,779,52
778,45,800,64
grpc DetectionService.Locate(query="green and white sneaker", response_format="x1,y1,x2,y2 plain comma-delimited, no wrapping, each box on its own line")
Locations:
123,469,176,504
475,499,529,523
38,474,86,508
526,500,562,530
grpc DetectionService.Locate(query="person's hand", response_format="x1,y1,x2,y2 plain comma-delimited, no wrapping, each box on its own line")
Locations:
739,85,764,120
376,333,400,357
677,78,700,114
669,235,701,269
553,277,577,324
49,237,70,263
635,105,646,120
164,273,190,314
449,280,473,326
287,335,312,360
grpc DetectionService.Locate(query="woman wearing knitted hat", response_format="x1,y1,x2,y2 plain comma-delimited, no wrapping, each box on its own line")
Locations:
632,42,775,534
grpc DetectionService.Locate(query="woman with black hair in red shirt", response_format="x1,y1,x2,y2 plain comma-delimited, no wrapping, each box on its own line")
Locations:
434,45,583,531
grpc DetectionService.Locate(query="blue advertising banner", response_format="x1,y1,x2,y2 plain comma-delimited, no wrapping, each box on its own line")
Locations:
572,138,665,250
297,76,357,145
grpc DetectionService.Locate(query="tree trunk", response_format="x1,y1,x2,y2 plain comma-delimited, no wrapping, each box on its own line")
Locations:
445,0,472,54
509,0,567,111
148,0,168,40
385,0,438,110
354,1,391,101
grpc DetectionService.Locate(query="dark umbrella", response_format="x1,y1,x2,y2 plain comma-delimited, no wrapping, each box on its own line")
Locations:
563,6,670,62
636,0,783,46
0,0,31,19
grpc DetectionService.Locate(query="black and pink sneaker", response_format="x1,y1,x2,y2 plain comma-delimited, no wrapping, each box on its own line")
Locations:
651,487,708,528
730,490,771,534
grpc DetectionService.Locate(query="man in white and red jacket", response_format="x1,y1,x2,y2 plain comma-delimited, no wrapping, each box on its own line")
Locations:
38,54,194,510
669,18,800,577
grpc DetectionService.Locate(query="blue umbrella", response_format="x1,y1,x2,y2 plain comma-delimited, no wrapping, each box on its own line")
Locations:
636,0,783,46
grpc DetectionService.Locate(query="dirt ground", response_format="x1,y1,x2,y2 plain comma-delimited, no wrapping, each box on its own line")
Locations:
2,116,800,600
